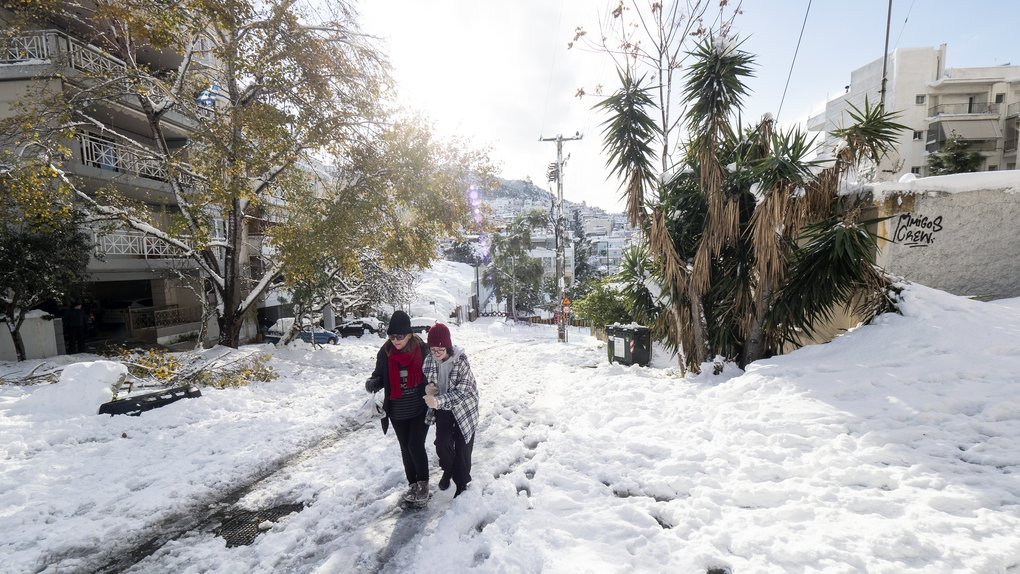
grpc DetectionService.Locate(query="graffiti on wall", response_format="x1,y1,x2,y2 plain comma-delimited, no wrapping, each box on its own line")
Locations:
893,213,943,248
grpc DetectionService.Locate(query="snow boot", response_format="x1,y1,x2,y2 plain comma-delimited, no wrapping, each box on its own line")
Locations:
438,471,452,491
402,483,418,503
413,480,430,504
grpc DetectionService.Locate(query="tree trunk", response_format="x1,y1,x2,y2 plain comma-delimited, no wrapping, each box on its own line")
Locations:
217,199,246,348
686,296,708,374
10,327,27,362
741,289,771,368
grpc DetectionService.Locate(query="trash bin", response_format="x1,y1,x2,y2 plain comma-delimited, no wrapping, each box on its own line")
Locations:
605,324,651,366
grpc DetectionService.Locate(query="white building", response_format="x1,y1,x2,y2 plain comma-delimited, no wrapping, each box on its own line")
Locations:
527,245,575,286
583,217,612,236
808,44,1020,178
589,234,631,273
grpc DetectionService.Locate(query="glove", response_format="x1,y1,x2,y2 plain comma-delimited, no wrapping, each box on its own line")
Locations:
365,376,382,393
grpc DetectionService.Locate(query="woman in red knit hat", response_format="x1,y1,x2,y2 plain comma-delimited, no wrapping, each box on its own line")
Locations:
422,322,479,497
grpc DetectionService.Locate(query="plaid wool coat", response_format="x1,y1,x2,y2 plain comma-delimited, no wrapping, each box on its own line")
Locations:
423,347,480,443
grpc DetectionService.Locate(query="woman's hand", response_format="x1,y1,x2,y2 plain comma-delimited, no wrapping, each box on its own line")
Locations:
425,382,438,397
424,394,438,409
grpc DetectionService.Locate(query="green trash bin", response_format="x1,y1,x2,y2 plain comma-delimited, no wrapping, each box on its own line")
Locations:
606,324,651,366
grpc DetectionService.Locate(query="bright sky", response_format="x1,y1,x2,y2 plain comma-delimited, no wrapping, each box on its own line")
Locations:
357,1,1020,213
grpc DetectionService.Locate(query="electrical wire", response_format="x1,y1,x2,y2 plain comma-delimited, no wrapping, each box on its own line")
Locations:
775,0,813,123
892,0,917,50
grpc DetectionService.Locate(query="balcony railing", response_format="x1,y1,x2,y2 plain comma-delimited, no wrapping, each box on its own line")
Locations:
94,230,190,259
2,30,159,93
1006,137,1018,153
928,102,1000,116
1008,102,1020,117
130,305,204,330
1,32,49,62
79,132,166,181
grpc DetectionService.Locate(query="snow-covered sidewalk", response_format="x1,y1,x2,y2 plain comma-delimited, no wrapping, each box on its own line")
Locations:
2,284,1020,573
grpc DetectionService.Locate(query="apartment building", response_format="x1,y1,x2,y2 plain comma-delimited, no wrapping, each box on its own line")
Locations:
528,233,575,286
808,44,1020,178
0,15,214,348
589,234,630,273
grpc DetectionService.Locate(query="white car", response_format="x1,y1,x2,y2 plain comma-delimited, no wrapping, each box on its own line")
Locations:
409,316,437,334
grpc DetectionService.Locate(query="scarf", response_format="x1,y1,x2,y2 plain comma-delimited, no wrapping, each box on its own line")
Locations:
388,344,423,399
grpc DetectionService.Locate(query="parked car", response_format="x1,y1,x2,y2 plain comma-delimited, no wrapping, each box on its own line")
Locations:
265,319,338,345
335,318,383,338
409,316,437,334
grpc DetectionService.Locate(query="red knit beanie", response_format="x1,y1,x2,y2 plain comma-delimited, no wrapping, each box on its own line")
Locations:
427,322,452,349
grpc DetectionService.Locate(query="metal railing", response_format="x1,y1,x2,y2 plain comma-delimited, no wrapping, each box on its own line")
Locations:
130,305,204,330
928,102,1000,116
94,229,190,259
1008,102,1020,117
1006,136,1018,153
79,132,166,181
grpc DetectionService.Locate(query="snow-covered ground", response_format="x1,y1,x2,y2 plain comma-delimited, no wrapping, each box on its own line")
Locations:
2,274,1020,573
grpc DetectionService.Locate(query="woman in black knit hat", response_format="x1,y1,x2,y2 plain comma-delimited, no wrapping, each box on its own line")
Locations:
364,310,431,505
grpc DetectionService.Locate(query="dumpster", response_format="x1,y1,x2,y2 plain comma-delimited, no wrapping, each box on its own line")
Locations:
606,324,651,366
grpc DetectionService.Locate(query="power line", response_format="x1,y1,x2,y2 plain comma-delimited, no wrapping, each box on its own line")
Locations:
775,0,813,123
892,0,917,50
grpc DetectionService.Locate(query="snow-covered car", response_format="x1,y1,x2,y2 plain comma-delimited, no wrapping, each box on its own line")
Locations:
265,319,338,345
409,316,436,334
335,318,383,338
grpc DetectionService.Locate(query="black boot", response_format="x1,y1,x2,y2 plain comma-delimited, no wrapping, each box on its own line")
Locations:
438,471,452,491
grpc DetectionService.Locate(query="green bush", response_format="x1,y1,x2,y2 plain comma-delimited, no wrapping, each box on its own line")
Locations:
573,279,632,329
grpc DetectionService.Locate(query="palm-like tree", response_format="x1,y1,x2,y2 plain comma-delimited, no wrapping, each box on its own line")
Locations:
599,35,906,373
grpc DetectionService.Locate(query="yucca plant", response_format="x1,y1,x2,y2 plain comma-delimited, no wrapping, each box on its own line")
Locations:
597,33,908,373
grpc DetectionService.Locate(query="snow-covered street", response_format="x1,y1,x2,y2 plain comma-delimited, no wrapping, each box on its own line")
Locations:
3,284,1020,573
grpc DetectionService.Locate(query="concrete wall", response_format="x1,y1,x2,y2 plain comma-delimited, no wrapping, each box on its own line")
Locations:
872,174,1020,300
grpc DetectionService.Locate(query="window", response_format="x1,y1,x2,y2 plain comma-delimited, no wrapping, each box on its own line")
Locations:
915,94,926,104
1007,163,1016,170
995,93,1005,104
910,166,922,174
913,130,924,141
988,165,998,171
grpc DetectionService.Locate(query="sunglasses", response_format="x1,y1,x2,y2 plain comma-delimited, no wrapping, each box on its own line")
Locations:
388,333,410,341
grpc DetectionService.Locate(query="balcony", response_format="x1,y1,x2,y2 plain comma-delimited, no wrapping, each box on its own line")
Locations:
94,229,190,259
1008,102,1020,117
78,132,167,181
927,102,1000,117
2,30,161,93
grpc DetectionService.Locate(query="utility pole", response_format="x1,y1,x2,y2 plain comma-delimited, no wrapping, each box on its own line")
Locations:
540,131,582,343
879,0,893,108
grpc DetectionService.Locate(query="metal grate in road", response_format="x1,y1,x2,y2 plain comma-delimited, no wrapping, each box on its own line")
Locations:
213,503,304,547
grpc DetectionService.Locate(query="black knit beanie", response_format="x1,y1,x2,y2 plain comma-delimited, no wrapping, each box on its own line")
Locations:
387,310,412,335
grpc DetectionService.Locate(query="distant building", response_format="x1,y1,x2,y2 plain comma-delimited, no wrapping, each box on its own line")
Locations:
528,246,575,286
583,217,612,236
589,235,629,273
808,44,1020,178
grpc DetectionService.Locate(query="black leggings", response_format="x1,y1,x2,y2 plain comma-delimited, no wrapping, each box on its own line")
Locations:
390,412,430,484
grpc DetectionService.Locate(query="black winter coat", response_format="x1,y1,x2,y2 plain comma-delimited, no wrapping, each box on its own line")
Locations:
365,335,427,433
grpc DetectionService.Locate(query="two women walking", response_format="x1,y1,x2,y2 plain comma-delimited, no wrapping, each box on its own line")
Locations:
366,311,478,505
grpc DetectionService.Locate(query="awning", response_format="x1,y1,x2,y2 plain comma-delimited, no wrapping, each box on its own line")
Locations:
940,119,1001,140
